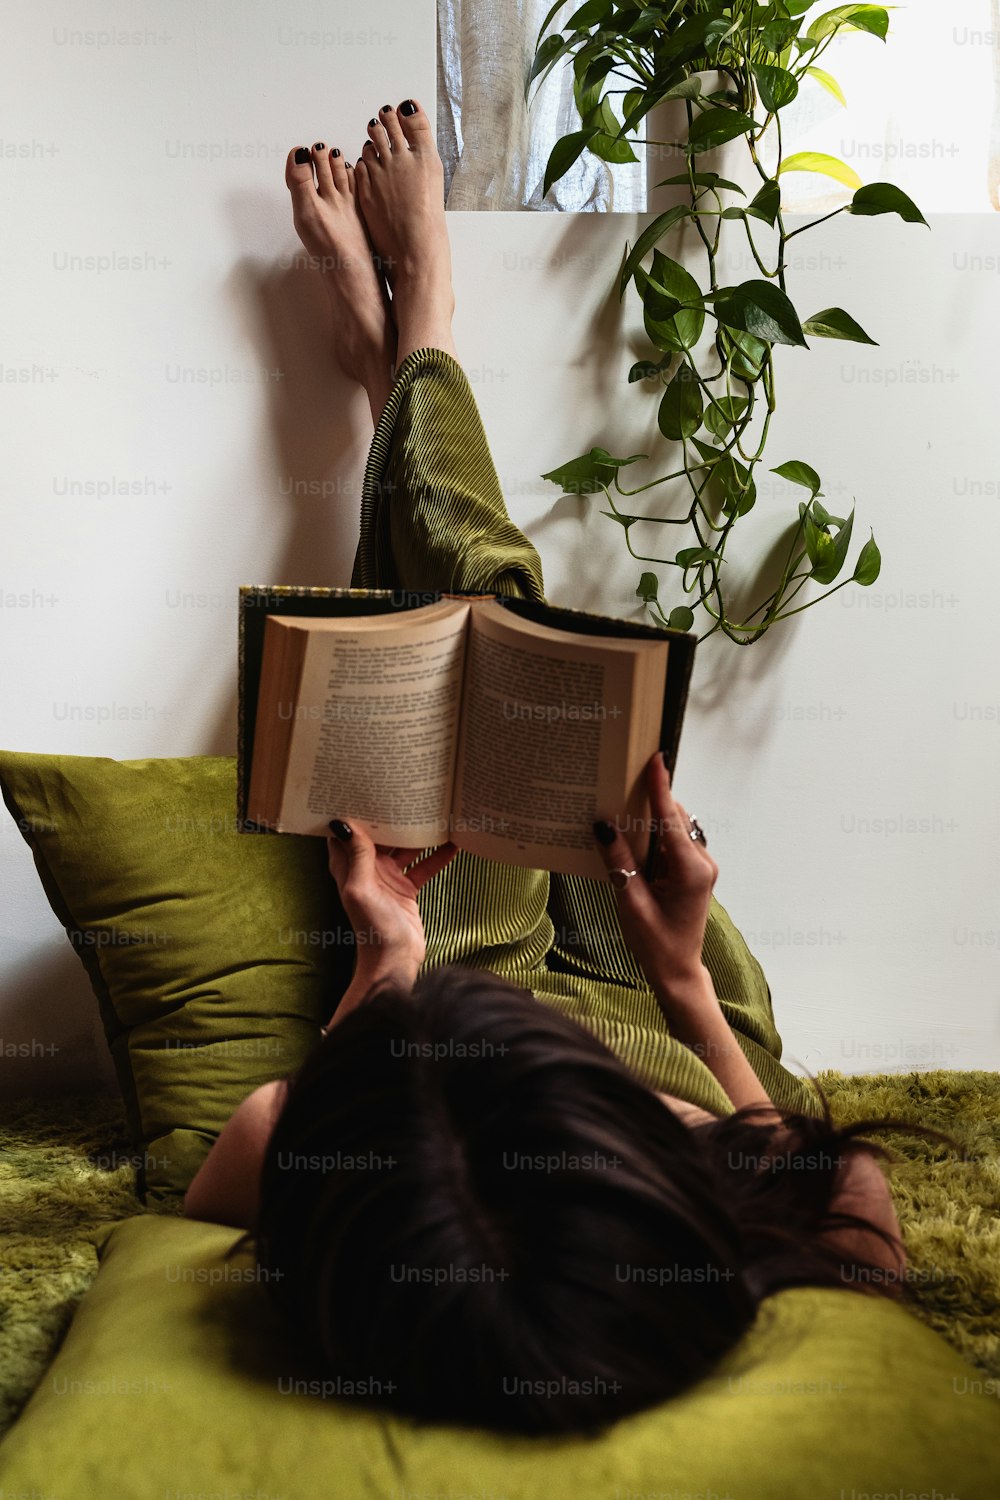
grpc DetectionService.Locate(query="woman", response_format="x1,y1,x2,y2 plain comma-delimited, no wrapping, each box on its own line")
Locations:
185,100,910,1435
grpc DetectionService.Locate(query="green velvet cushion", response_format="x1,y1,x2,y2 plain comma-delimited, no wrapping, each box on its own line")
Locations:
0,753,352,1208
0,1213,996,1497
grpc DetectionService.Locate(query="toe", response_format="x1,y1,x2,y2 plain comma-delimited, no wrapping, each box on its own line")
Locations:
360,138,381,168
378,104,405,151
285,146,318,205
312,141,334,199
365,116,389,158
329,147,349,194
397,98,432,151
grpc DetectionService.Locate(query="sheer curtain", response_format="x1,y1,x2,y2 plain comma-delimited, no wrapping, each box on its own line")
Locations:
436,0,647,211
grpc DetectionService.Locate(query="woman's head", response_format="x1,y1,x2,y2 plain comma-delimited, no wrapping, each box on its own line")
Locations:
256,965,766,1432
256,965,902,1434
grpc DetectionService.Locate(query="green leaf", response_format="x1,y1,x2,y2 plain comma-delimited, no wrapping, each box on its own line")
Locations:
761,19,801,52
637,570,660,603
801,306,878,344
747,178,781,224
771,459,822,494
853,532,881,585
541,446,645,494
602,509,642,529
628,355,671,384
848,182,928,226
777,151,863,189
754,63,799,112
658,365,704,441
687,108,759,151
712,280,808,348
653,171,746,195
622,74,699,135
623,88,644,123
705,395,749,439
585,97,639,164
619,204,692,297
566,0,613,30
720,327,769,382
806,5,890,43
642,77,705,110
808,500,845,527
636,265,684,322
667,606,696,631
675,546,721,567
543,128,599,198
642,250,705,352
809,505,855,584
786,0,818,12
692,436,724,466
526,32,570,103
805,65,847,105
803,509,835,574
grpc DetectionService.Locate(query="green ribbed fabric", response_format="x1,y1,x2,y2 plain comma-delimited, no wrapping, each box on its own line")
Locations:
352,347,820,1120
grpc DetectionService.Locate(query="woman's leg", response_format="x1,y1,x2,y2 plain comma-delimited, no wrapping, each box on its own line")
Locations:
286,104,553,979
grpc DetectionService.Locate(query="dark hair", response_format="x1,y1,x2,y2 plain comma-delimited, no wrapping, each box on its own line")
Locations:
255,965,920,1435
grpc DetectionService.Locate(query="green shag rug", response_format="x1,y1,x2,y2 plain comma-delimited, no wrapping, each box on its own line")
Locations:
1,1071,998,1441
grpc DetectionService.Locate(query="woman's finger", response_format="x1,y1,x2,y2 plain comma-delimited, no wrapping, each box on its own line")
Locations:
326,819,377,886
380,844,430,869
400,842,460,892
646,752,689,843
646,754,715,871
592,819,665,930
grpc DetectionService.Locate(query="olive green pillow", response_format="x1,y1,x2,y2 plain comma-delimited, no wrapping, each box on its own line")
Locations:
0,752,351,1208
0,1213,996,1497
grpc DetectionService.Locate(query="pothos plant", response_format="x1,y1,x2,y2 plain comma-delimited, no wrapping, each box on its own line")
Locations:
527,0,928,642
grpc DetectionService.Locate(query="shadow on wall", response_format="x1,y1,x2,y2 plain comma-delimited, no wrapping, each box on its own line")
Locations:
194,224,376,759
0,942,117,1100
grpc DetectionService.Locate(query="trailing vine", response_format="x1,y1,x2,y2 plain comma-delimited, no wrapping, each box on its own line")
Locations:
527,0,928,642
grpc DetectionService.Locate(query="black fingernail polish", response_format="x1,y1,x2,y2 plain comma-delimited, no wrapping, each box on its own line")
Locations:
331,148,341,158
368,117,377,127
593,820,616,846
400,100,417,116
294,147,311,164
329,819,353,841
313,141,325,151
381,104,392,114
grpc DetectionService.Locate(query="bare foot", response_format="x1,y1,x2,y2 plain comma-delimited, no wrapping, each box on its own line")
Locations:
285,142,396,425
352,101,458,367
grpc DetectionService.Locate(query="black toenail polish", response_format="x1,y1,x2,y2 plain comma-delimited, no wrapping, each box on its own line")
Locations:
294,147,311,164
313,141,325,151
381,104,392,113
368,117,376,127
400,99,417,116
331,148,341,158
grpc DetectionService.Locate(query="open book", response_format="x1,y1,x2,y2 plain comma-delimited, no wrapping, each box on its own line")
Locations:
237,587,696,880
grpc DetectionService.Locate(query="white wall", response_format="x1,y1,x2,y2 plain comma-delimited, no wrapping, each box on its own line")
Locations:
2,2,998,1092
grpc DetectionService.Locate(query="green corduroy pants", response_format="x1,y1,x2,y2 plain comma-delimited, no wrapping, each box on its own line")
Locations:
351,346,820,1119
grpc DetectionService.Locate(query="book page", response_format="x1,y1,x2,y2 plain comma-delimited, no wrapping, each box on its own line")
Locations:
453,601,668,878
273,601,471,844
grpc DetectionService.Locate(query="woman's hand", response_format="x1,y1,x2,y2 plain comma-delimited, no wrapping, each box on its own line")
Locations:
593,751,719,996
326,819,459,991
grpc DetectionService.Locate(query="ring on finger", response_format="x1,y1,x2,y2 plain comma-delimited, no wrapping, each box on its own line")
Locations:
688,816,707,845
608,867,638,890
